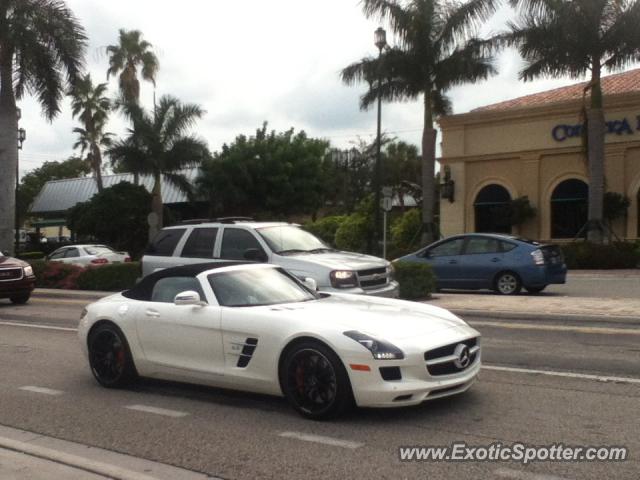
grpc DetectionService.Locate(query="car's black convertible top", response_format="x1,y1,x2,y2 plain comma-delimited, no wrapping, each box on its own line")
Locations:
123,261,249,301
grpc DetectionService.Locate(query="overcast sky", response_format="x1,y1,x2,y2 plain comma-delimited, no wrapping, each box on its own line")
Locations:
16,0,619,177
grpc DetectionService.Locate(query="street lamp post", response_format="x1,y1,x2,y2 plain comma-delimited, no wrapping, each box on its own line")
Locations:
15,108,26,251
373,27,386,255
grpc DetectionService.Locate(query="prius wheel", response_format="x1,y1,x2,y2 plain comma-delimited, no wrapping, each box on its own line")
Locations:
88,324,136,388
281,341,353,420
494,272,522,295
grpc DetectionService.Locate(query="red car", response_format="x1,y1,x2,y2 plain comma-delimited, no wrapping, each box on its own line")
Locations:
0,252,36,304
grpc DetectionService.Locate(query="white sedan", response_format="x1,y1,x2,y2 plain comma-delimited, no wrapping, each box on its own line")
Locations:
78,262,480,419
47,245,131,266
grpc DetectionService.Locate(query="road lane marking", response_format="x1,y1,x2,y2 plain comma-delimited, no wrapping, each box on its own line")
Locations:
0,321,77,332
483,365,640,385
469,320,640,336
19,386,63,395
278,431,364,449
494,467,570,480
125,405,189,418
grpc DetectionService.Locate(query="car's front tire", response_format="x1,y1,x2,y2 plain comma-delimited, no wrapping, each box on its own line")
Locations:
88,323,137,388
280,340,353,420
9,294,30,304
494,271,522,295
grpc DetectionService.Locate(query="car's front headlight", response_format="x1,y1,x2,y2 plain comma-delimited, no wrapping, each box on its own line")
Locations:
330,270,358,288
344,330,404,360
387,263,395,281
23,266,34,277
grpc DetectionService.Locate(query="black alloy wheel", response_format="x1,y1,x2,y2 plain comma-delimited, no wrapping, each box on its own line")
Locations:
282,341,353,420
88,324,136,388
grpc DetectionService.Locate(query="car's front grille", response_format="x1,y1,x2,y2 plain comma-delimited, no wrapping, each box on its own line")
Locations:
0,268,23,282
424,337,479,376
357,267,389,290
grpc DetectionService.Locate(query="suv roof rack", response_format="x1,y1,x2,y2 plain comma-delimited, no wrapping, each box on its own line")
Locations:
178,217,255,225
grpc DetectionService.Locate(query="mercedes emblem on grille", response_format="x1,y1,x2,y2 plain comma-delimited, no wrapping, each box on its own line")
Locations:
453,343,471,369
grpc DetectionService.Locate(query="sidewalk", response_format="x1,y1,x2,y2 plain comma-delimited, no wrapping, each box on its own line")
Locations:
0,425,216,480
428,293,640,324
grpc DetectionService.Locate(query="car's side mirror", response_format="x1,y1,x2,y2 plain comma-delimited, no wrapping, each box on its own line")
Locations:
302,277,318,291
174,290,204,306
244,248,267,262
1,250,9,256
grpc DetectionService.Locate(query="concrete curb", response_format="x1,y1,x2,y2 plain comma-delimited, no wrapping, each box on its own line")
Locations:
33,289,112,301
0,437,159,480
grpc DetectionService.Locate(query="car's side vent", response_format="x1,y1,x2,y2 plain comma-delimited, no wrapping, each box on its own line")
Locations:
236,338,258,368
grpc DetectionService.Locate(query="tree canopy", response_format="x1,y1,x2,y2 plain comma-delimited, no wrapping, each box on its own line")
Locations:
197,124,332,218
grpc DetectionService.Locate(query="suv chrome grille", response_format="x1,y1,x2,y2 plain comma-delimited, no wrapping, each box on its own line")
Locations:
357,267,389,290
0,268,23,281
424,337,479,376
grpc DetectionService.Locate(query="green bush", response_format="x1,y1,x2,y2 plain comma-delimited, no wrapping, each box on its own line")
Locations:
393,261,435,300
390,209,422,252
334,214,372,252
28,260,141,291
304,215,347,246
561,242,640,269
17,251,46,260
76,262,141,291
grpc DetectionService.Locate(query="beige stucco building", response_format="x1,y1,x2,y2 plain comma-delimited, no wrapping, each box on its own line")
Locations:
439,68,640,241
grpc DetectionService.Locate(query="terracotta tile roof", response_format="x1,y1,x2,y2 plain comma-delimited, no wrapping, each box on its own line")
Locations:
473,68,640,113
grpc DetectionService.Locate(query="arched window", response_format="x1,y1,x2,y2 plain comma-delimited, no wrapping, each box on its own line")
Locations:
551,179,588,238
474,184,512,233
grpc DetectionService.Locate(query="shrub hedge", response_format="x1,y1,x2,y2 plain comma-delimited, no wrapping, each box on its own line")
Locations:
561,242,640,269
303,215,346,247
393,261,435,300
28,260,141,291
17,251,46,260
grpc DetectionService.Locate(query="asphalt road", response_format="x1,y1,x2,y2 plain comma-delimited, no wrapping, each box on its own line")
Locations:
0,297,639,479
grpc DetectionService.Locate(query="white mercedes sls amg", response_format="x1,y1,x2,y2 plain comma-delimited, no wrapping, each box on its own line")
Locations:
78,262,481,419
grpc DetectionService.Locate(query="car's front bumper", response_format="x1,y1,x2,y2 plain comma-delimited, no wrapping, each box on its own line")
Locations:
320,280,400,298
0,275,36,299
345,351,481,408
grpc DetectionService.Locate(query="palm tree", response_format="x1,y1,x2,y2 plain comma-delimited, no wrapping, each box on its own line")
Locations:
341,0,498,245
69,74,112,191
73,127,113,192
506,0,640,243
107,95,208,238
0,0,86,254
106,29,159,106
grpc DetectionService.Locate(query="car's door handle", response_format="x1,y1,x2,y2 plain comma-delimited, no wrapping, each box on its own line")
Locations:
145,309,160,318
448,259,457,264
491,258,500,262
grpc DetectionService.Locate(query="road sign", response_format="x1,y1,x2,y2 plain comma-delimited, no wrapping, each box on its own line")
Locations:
381,197,393,212
382,186,393,198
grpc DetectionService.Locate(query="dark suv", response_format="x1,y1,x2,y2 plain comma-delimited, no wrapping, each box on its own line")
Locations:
0,252,36,304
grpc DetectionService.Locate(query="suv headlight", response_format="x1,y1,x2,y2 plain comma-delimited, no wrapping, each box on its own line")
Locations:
387,263,395,281
23,265,34,277
344,330,404,360
330,270,358,288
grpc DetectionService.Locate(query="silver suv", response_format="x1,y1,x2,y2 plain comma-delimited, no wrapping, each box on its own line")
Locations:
142,219,399,298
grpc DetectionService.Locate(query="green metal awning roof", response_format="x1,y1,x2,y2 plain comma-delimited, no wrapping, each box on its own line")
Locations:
30,219,67,228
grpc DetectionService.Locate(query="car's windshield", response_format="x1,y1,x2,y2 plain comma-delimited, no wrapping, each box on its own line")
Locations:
257,226,329,254
85,246,114,255
208,267,317,307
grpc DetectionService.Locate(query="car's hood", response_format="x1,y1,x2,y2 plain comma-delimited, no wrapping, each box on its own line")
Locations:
0,256,27,268
265,294,472,342
278,251,389,273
